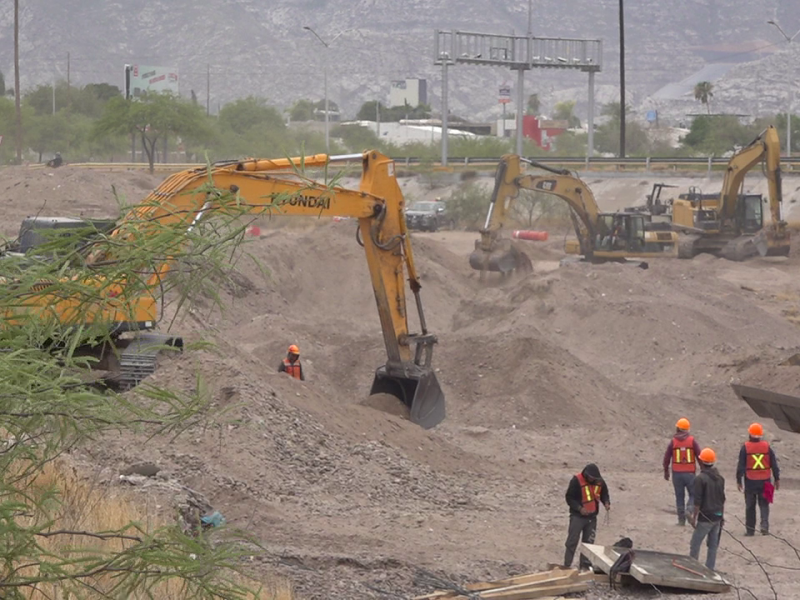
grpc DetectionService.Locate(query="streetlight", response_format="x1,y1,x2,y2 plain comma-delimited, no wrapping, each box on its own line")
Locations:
302,26,353,155
767,19,800,157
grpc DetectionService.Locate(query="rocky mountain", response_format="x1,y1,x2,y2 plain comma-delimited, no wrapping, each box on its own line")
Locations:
0,0,798,124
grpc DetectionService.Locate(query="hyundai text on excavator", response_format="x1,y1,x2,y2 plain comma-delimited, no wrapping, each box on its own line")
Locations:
671,125,790,261
1,151,446,429
469,155,678,274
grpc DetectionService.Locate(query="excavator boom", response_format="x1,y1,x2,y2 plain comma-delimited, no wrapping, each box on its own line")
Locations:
7,151,445,429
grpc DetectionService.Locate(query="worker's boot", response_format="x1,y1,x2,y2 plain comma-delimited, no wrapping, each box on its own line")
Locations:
677,516,686,527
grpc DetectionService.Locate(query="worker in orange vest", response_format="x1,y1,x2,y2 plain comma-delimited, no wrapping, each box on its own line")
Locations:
663,417,702,526
278,344,304,381
736,423,779,536
563,463,610,570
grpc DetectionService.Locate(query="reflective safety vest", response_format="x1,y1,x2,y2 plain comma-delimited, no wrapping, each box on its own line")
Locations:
576,473,602,513
282,358,302,380
745,440,771,481
672,435,696,473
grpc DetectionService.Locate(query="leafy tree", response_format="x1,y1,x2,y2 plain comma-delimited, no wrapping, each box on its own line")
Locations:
526,93,540,115
0,69,5,96
83,82,121,103
594,102,649,155
775,113,799,154
219,96,284,135
289,98,315,122
356,100,384,121
25,111,74,161
94,92,211,173
24,81,71,116
682,114,765,155
0,179,273,597
446,181,490,230
331,123,381,152
552,100,581,128
694,81,714,115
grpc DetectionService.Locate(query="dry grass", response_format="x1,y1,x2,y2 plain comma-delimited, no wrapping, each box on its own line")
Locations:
19,462,294,600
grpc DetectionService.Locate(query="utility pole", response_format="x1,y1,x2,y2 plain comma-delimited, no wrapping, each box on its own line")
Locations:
303,26,354,155
441,57,449,165
14,0,22,164
206,64,210,116
767,19,800,157
619,0,626,158
52,75,56,115
376,101,380,137
67,52,70,88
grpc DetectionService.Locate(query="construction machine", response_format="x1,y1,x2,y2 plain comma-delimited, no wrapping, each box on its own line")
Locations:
624,183,676,219
469,155,678,273
1,151,446,429
732,354,800,434
671,125,790,260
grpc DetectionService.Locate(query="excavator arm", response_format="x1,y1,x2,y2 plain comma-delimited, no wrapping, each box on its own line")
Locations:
469,155,601,272
10,151,446,428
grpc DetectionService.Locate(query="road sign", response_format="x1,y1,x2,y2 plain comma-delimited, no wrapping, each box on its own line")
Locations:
499,84,511,104
646,110,658,123
124,64,179,100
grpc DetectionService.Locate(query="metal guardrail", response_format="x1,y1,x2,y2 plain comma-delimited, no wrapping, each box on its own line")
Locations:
21,156,800,172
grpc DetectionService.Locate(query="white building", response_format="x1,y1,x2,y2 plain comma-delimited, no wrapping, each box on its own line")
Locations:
389,79,428,108
341,121,477,146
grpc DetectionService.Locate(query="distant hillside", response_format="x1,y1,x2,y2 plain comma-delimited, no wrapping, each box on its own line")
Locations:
0,0,799,123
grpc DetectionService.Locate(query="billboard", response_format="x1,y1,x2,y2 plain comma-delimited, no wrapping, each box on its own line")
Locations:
498,83,511,104
124,64,179,99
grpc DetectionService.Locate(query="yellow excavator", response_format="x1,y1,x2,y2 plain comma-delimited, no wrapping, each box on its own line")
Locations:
2,151,446,429
671,125,790,260
469,155,678,273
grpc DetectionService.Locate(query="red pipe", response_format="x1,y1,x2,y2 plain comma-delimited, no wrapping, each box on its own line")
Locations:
512,230,549,241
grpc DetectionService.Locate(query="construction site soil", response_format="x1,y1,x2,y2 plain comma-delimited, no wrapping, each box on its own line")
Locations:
4,166,800,599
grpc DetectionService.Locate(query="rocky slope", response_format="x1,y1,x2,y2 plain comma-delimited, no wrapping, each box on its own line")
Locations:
1,0,800,122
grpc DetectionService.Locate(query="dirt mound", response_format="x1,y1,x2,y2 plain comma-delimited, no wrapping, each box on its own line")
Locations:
12,166,800,598
0,166,161,237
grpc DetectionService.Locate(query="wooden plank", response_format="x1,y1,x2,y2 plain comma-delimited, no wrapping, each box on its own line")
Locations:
471,573,575,595
466,569,572,591
477,581,589,599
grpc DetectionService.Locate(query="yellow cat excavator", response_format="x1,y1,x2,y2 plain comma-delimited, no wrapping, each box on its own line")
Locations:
469,155,678,274
671,125,790,260
2,151,446,429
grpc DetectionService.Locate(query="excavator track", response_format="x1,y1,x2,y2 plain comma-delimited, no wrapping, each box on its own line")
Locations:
721,236,758,262
109,333,183,390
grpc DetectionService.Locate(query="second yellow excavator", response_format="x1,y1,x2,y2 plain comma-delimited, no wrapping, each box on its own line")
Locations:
2,151,446,429
470,155,678,273
671,125,790,260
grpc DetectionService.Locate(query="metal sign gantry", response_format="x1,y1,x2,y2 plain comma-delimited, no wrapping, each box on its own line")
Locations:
435,30,603,165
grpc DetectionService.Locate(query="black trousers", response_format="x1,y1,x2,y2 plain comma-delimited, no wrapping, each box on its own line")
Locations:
745,489,770,533
564,514,597,569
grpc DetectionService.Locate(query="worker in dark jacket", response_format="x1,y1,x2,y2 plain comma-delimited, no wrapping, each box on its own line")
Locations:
689,448,725,570
736,422,780,536
278,344,304,381
564,463,611,570
663,417,702,526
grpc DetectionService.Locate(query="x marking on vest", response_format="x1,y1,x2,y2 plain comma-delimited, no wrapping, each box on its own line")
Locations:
752,453,766,470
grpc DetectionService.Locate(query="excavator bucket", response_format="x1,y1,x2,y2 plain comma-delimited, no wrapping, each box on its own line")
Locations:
731,354,800,434
469,239,533,274
370,365,445,429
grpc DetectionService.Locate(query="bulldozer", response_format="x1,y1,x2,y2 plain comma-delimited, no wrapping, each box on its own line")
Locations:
469,155,678,275
0,151,446,429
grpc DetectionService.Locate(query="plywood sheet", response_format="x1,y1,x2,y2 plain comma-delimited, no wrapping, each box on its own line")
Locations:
580,543,731,593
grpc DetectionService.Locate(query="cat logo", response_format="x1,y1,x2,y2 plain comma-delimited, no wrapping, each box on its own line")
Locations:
535,180,557,192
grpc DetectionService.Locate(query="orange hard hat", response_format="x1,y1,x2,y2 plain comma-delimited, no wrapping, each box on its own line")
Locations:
676,418,690,431
698,447,716,464
749,422,763,437
288,344,300,356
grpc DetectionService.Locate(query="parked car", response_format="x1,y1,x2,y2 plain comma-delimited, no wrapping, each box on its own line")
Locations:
405,200,453,232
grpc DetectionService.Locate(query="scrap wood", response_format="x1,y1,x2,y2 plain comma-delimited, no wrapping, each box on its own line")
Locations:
466,568,573,591
411,568,591,600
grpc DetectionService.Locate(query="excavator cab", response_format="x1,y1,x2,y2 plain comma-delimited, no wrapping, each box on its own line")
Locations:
738,194,764,234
